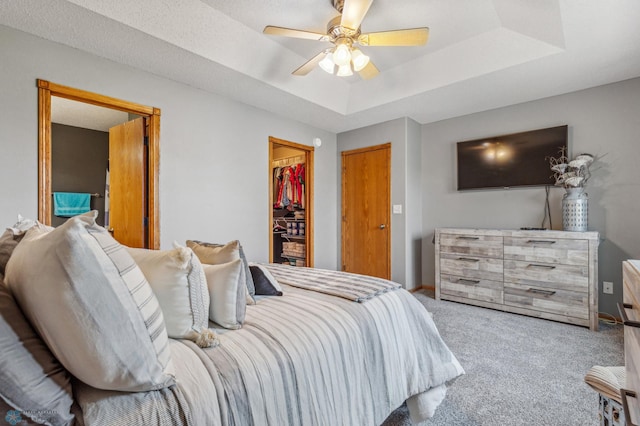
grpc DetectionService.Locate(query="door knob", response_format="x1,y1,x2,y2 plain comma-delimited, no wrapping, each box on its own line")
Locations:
379,224,386,229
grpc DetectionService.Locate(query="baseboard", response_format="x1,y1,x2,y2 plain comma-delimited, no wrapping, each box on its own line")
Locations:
409,285,435,293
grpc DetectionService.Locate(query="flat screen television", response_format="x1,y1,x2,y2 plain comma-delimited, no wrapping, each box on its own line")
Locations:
456,125,568,190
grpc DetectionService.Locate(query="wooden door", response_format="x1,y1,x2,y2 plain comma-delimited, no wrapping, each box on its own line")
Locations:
341,143,391,279
108,117,147,248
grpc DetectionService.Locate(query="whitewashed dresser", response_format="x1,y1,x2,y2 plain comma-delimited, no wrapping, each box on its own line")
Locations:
435,228,600,330
620,260,640,424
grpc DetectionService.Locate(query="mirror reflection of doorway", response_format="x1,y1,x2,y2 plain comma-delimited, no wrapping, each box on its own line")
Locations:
38,80,161,249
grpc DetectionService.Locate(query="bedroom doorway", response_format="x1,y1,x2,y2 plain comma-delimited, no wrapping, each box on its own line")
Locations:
37,80,161,248
268,136,314,267
341,143,391,279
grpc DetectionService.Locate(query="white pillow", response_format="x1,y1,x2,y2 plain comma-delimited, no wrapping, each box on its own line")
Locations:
127,244,217,348
5,211,175,392
186,239,256,298
202,259,247,329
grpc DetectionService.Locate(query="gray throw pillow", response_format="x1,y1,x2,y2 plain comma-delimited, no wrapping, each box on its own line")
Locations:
0,230,23,276
249,264,283,296
0,216,52,275
0,281,75,425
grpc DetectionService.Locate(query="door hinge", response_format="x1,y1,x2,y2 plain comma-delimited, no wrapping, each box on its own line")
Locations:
143,217,149,227
143,136,149,146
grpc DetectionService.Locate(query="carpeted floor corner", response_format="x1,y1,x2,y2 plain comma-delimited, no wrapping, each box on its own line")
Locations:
381,291,624,426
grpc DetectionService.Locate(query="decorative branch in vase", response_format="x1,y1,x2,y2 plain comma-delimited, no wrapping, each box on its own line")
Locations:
548,147,595,231
548,146,594,189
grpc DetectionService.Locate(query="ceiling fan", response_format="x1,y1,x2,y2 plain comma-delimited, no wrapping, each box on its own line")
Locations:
263,0,429,79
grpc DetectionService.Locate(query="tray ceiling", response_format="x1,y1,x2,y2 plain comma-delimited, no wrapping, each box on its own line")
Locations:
2,0,640,132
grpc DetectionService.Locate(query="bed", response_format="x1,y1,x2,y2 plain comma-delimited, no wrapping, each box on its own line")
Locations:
0,213,463,426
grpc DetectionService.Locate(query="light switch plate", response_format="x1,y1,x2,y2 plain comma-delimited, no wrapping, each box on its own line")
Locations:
393,204,402,214
603,281,613,294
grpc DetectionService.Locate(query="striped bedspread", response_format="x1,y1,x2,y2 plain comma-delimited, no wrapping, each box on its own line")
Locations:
264,263,401,302
74,269,463,426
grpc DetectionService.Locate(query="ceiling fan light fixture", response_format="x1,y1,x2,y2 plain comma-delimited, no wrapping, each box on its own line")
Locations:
319,52,335,74
336,64,353,77
351,48,370,72
333,41,352,67
264,1,429,80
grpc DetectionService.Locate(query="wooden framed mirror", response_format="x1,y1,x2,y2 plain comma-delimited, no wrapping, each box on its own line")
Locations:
37,79,161,248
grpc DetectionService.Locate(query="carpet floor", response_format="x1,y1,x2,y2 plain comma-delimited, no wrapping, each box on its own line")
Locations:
381,291,624,426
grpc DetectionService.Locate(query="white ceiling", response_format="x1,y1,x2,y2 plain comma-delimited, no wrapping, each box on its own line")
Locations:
51,97,130,132
2,0,640,133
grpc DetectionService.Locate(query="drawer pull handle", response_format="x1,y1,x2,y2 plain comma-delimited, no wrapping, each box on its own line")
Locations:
457,278,480,284
457,257,480,262
527,288,556,296
617,302,640,328
457,236,480,240
527,239,556,244
527,264,556,269
620,388,638,426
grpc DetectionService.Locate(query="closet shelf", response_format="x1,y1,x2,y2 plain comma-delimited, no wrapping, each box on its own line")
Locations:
281,253,306,260
274,231,305,239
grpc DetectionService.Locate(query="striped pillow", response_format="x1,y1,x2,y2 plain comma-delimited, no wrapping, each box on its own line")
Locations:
5,211,175,392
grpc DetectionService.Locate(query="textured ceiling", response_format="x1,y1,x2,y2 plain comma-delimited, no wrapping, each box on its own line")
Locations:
52,97,130,132
2,0,640,133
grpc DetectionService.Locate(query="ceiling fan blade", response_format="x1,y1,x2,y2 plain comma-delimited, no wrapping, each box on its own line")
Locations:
292,51,327,76
263,26,329,41
359,28,429,46
340,0,373,30
358,60,379,80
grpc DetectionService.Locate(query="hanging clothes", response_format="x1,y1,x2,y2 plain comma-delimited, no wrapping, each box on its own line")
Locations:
273,167,282,208
295,163,305,209
273,163,305,210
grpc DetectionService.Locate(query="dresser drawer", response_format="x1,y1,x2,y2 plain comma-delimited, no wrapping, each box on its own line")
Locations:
624,325,640,414
439,233,503,258
440,252,503,282
504,282,589,319
504,236,588,266
622,260,640,423
504,260,589,293
440,274,503,304
624,260,640,311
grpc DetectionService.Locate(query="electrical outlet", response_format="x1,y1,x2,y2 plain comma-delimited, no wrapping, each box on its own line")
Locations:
603,281,614,294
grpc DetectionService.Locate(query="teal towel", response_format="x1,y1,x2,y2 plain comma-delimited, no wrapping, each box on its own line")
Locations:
53,192,91,217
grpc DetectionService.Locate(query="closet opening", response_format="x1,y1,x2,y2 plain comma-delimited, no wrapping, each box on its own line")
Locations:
269,136,314,268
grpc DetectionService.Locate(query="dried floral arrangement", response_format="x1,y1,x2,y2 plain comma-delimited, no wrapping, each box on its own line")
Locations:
548,147,594,188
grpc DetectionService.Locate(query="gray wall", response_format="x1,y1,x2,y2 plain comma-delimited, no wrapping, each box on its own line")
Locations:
0,25,338,269
405,119,423,288
337,117,423,289
421,77,640,316
51,123,108,227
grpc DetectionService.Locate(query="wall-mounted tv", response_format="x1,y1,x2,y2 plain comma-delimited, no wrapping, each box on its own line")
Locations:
456,125,568,190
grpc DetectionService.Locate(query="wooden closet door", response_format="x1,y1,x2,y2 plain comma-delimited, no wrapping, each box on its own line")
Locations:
341,143,391,279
